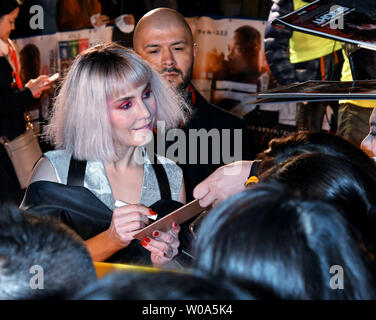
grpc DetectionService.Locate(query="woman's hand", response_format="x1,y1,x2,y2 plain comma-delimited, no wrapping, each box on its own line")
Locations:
140,222,181,267
25,75,51,99
107,204,156,250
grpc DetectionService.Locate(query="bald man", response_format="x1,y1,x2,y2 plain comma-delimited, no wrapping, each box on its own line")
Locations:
133,8,251,201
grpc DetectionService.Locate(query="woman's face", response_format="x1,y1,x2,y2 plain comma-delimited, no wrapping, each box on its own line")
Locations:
0,7,19,42
107,81,156,149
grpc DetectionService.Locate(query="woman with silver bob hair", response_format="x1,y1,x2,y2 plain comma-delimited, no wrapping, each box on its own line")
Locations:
22,42,190,267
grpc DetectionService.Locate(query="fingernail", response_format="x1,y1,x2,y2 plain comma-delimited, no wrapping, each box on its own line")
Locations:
149,209,157,215
144,237,151,243
140,241,147,247
172,221,178,228
153,231,159,237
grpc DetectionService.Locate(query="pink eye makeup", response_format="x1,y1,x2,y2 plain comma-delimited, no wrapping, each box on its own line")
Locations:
119,100,132,110
142,85,152,100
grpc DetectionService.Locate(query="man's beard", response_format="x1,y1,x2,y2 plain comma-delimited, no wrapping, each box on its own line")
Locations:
161,64,193,93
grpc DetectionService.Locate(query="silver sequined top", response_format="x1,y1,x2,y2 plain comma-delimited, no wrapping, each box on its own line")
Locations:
44,148,183,211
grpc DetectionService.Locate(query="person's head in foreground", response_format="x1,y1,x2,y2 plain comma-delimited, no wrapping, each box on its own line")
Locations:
193,182,376,299
74,270,264,300
257,131,376,177
133,8,196,93
0,203,96,299
260,152,376,261
46,42,189,163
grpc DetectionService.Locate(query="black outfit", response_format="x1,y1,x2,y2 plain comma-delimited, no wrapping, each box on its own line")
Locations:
156,86,251,201
0,56,35,202
21,155,194,267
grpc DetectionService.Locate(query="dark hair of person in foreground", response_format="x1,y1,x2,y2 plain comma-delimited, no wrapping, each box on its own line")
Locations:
73,270,270,300
193,182,376,299
260,152,376,261
256,131,376,178
0,204,97,299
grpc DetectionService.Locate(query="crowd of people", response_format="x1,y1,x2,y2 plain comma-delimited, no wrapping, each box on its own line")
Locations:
1,0,376,300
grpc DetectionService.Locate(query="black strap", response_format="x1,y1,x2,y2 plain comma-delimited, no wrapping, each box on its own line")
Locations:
67,157,87,187
150,152,172,200
145,147,172,200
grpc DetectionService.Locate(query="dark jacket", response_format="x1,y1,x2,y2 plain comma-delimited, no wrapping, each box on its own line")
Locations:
0,56,35,199
264,0,343,85
159,86,251,201
0,57,35,139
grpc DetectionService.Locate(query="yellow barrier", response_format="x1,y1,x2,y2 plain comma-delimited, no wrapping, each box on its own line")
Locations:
94,262,162,279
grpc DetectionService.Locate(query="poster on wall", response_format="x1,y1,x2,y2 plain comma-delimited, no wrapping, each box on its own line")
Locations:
186,17,296,126
14,34,58,130
57,27,113,76
13,27,113,129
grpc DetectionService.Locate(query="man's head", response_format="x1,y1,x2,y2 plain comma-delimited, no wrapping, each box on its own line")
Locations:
0,204,96,299
361,107,376,158
133,8,196,92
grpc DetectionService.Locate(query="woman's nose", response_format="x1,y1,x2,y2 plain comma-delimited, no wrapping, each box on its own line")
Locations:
138,100,151,119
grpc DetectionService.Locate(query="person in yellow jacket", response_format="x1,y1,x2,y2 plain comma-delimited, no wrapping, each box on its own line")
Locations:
265,0,344,131
337,48,376,146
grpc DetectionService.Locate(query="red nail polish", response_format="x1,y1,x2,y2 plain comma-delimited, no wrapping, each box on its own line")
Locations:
140,241,147,247
153,231,159,237
173,222,178,228
144,237,151,243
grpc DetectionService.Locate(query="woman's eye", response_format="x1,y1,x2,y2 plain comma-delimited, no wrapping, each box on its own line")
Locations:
142,89,152,99
120,101,132,110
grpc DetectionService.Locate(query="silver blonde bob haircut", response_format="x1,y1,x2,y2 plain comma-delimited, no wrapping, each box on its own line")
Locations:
45,42,190,162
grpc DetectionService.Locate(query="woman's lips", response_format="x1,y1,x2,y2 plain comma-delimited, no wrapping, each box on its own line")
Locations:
134,121,152,130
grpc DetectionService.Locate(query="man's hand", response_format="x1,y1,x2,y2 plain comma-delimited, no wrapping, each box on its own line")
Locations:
193,161,254,208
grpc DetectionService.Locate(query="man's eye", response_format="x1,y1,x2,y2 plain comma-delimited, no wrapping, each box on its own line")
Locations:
120,101,132,110
147,50,159,54
173,47,184,51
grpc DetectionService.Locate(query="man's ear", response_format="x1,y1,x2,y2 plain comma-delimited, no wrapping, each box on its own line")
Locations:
193,43,198,58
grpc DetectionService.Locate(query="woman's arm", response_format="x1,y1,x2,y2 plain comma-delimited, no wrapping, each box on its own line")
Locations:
85,229,124,262
86,204,151,262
